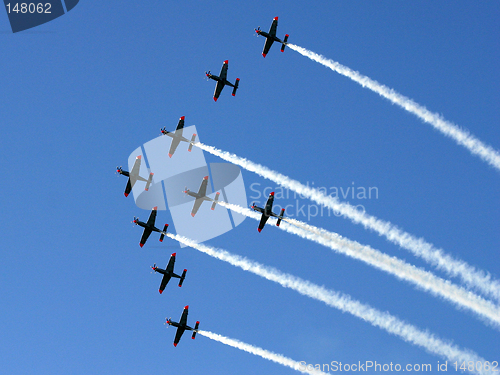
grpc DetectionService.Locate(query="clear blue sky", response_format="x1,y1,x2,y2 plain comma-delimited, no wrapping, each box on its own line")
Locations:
1,1,498,374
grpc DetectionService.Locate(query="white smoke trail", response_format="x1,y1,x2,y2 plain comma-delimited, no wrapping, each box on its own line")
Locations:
216,201,500,327
287,43,500,171
166,233,488,375
197,330,328,375
193,140,500,303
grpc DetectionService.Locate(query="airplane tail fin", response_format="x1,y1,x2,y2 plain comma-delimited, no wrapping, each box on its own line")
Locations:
211,192,220,210
159,224,169,242
145,173,154,191
232,78,240,96
281,34,289,52
178,269,187,287
276,208,285,227
188,134,197,152
192,321,200,339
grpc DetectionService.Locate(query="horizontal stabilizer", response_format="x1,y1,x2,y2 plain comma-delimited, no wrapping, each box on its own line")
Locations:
188,134,196,152
179,269,187,287
145,173,154,191
232,78,240,96
192,321,200,339
276,208,285,227
281,34,289,52
159,224,169,242
211,192,220,210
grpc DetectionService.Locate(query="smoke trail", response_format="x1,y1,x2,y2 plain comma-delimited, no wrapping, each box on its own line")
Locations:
193,140,500,302
287,43,500,171
197,330,328,375
165,233,488,375
216,201,500,327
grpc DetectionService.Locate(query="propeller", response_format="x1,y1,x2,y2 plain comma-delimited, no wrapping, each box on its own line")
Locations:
204,71,211,81
116,166,123,175
183,187,189,195
150,263,156,274
165,317,172,327
160,127,167,135
132,216,138,224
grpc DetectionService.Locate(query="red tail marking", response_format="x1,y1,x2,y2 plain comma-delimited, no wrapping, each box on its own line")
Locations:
270,192,275,196
153,206,157,210
204,176,208,180
180,116,185,120
274,16,278,20
185,305,189,309
224,60,228,64
137,155,142,159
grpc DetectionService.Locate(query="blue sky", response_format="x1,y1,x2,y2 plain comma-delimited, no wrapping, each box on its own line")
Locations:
1,1,499,374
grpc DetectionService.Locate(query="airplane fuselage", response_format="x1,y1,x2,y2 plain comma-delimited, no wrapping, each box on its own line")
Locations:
135,220,161,233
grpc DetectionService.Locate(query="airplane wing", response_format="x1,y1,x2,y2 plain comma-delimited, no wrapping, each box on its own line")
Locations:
175,116,185,131
130,156,142,177
168,137,181,158
159,274,172,294
166,254,176,273
173,326,186,347
146,208,157,226
140,228,152,247
219,61,228,80
262,38,274,57
257,214,270,232
197,177,209,197
124,178,132,197
190,198,204,217
179,306,189,326
268,17,278,37
213,81,224,101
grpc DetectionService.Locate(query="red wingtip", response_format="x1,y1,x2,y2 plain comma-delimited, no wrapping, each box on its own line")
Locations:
144,188,149,191
274,16,278,20
172,253,176,257
150,172,154,176
159,290,163,294
168,153,172,158
216,192,220,195
185,305,189,309
180,116,185,120
137,155,142,159
285,34,289,37
191,213,195,217
224,60,228,64
184,269,187,272
173,343,177,347
270,192,275,196
159,239,163,242
214,97,218,102
236,78,240,81
204,176,208,180
232,93,235,96
140,243,144,248
193,134,197,137
262,53,266,58
258,228,262,233
124,193,129,197
153,206,158,210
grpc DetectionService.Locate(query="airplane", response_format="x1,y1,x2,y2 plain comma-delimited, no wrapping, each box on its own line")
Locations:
160,116,197,158
205,60,240,101
166,305,200,347
133,206,169,248
255,17,289,57
151,253,187,294
184,176,220,217
251,192,285,232
117,155,154,197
